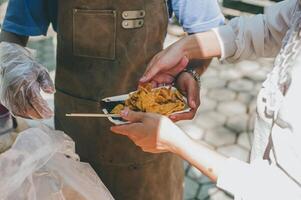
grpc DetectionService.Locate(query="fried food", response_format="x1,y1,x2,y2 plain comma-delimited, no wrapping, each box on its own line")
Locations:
111,104,125,114
111,84,186,115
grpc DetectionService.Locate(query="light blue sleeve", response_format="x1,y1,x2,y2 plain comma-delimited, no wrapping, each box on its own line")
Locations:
172,0,224,33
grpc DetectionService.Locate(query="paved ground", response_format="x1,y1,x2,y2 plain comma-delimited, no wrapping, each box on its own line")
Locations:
0,2,274,199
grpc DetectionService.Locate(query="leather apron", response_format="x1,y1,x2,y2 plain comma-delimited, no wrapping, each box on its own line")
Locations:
54,0,184,199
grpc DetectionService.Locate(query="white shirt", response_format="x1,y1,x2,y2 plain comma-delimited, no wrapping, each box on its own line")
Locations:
213,0,301,199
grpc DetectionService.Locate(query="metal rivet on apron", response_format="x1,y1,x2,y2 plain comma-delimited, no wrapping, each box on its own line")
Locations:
122,10,146,20
122,19,144,29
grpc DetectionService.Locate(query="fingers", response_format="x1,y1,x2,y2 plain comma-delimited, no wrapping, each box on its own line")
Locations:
110,123,142,137
151,74,175,85
111,124,165,154
29,95,53,119
170,79,200,121
120,108,146,122
187,79,200,110
169,110,196,122
2,82,41,119
27,84,53,119
140,56,189,83
38,69,55,94
140,63,161,83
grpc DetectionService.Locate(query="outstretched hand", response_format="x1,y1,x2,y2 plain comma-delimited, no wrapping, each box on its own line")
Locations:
111,108,189,154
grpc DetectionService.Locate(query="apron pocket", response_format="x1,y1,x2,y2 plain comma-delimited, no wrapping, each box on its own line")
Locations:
73,9,116,59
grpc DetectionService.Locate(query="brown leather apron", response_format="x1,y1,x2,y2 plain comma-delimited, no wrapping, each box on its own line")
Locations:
54,0,184,199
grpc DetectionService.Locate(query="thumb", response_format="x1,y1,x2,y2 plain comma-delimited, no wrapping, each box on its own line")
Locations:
121,108,146,122
176,56,189,72
38,69,55,94
168,56,189,76
187,81,199,109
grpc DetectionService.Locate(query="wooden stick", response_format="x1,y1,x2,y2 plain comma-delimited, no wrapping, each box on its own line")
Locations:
65,113,121,118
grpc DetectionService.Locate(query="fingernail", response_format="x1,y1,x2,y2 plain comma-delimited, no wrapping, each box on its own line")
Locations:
140,76,147,82
121,108,129,117
191,101,196,108
169,115,176,120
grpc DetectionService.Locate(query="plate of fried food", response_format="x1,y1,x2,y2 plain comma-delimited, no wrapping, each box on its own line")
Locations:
102,84,190,125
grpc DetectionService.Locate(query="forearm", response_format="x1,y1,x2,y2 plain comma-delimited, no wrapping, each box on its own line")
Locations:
181,31,221,60
0,30,29,47
175,136,227,182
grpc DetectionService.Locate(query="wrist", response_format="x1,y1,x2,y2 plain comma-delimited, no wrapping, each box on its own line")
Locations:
0,31,28,47
181,35,195,59
182,32,222,59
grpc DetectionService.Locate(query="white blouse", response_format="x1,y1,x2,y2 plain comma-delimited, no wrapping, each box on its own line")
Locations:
212,0,301,199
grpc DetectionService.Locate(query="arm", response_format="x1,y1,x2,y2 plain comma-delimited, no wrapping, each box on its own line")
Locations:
111,108,228,182
171,0,223,73
141,0,297,81
111,110,301,199
0,30,29,46
177,137,226,182
0,0,56,119
212,0,297,62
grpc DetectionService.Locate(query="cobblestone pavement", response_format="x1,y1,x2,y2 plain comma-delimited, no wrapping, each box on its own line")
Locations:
0,2,274,199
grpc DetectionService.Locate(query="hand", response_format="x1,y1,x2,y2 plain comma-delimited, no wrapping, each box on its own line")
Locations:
110,108,189,154
0,42,55,119
140,39,189,85
140,32,221,84
147,58,188,87
170,72,200,122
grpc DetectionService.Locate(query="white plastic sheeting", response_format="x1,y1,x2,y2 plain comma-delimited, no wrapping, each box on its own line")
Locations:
0,126,114,200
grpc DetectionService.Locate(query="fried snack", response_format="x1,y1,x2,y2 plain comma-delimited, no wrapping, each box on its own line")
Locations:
111,104,125,114
111,84,186,115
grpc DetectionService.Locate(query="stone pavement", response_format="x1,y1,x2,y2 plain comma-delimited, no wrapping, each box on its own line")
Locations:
0,2,274,199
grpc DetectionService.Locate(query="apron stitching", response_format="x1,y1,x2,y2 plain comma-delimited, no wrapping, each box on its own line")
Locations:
55,87,101,106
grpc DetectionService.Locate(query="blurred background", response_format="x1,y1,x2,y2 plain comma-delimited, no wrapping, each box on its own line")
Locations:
0,0,279,199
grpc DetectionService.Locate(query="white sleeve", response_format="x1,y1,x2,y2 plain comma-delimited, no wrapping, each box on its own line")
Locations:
217,158,301,200
212,0,297,62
